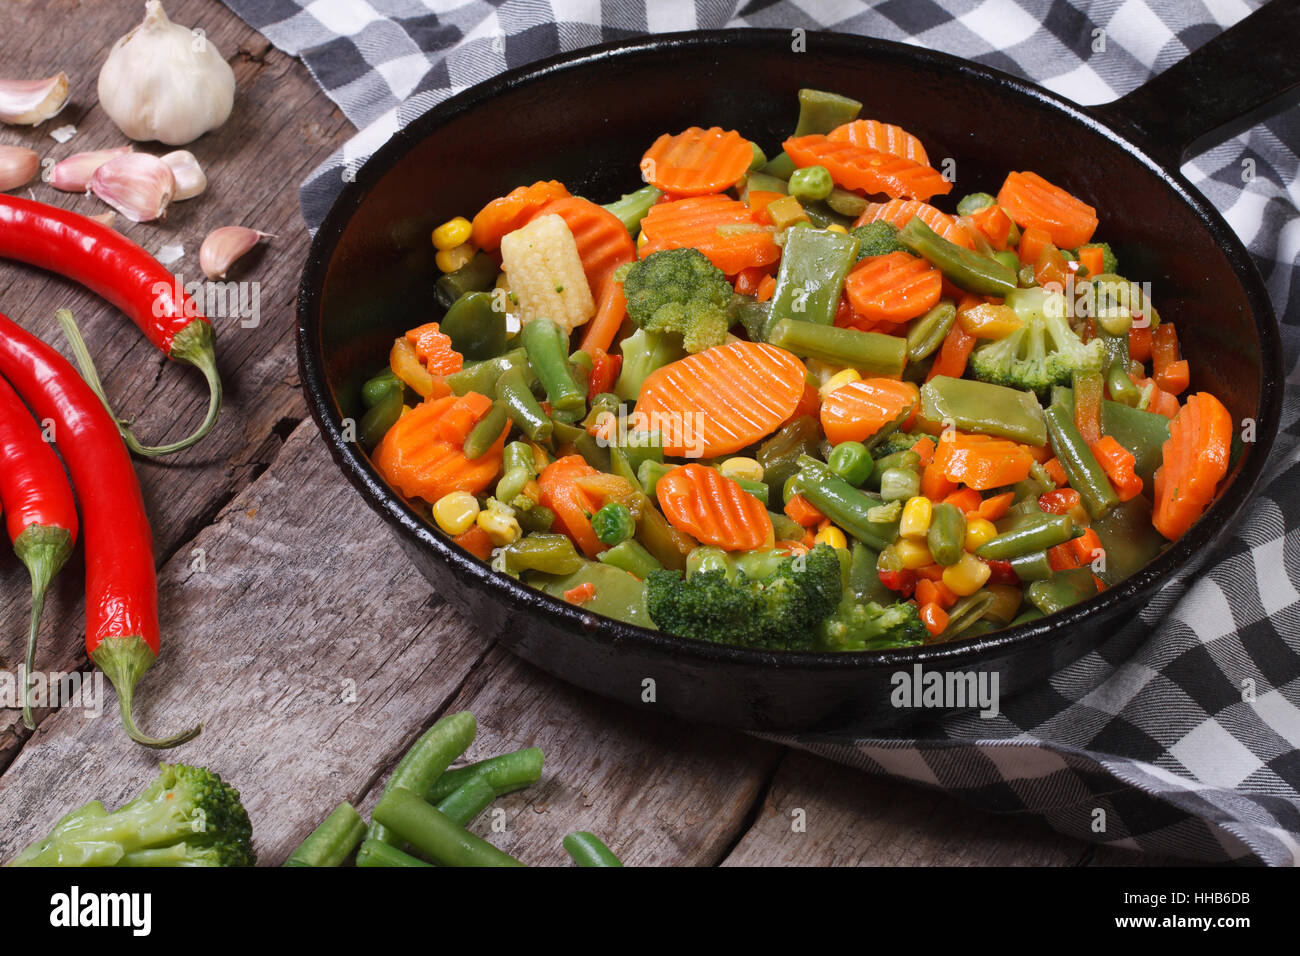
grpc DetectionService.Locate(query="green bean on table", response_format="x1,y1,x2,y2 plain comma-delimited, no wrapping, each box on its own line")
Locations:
426,746,547,803
371,787,525,867
368,710,476,846
284,801,366,867
562,831,624,867
355,837,434,868
435,775,497,828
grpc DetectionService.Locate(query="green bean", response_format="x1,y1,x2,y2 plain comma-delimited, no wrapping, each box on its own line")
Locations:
446,348,531,397
879,467,920,503
371,787,525,867
435,251,499,309
1043,403,1118,518
497,442,537,508
516,505,555,533
1009,606,1044,626
868,449,921,490
748,141,767,170
793,88,862,136
729,293,772,342
608,446,643,492
436,776,496,828
920,375,1047,447
637,459,675,498
284,802,366,867
355,838,434,868
1101,399,1170,486
993,250,1020,275
767,510,803,542
521,318,585,415
463,400,509,459
731,476,771,503
1008,550,1053,582
767,318,907,377
899,218,1017,297
977,512,1075,560
562,831,624,867
622,430,664,472
358,388,402,449
743,171,789,198
793,455,897,550
828,440,874,486
1106,360,1141,407
602,184,662,234
757,416,822,500
368,711,476,846
552,421,610,472
956,192,996,215
361,368,403,408
906,300,958,364
939,591,997,640
1090,496,1167,585
849,541,894,605
426,747,546,802
598,539,663,578
801,200,854,231
496,366,552,442
582,391,621,430
497,534,585,576
825,187,868,219
761,151,797,180
767,227,860,332
441,291,508,360
927,502,967,567
1026,568,1098,615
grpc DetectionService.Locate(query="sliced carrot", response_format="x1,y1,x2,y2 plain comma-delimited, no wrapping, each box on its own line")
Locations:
535,196,636,301
757,274,777,302
968,204,1012,250
578,279,628,355
634,340,806,456
563,582,597,605
783,135,952,201
916,577,958,610
828,119,929,165
655,463,774,551
941,487,982,515
919,601,948,637
639,195,781,275
471,179,570,251
1089,436,1143,502
1042,457,1068,487
789,379,821,421
1152,323,1189,395
538,455,604,557
1078,245,1105,277
1129,326,1153,363
374,392,506,504
996,170,1098,249
933,433,1035,491
1069,528,1105,567
406,322,464,376
1039,488,1082,514
1016,226,1052,267
452,525,495,561
976,490,1014,521
1152,392,1232,540
921,460,958,500
912,436,937,467
820,378,919,445
926,321,978,382
853,198,974,249
640,126,753,197
843,251,941,324
785,494,825,528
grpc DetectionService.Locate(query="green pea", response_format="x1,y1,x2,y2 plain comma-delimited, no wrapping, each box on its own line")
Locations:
827,441,873,486
592,502,635,546
788,165,834,203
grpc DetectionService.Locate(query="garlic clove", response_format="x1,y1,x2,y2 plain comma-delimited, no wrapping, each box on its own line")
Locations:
49,146,132,192
199,226,270,280
89,211,117,229
160,149,206,200
90,152,174,222
0,145,40,192
0,73,70,126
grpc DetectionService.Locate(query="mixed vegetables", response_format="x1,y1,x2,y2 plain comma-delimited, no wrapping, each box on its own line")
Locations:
360,87,1235,652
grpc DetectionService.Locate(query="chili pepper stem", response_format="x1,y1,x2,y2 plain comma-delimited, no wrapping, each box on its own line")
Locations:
13,525,74,730
90,635,202,749
57,310,223,457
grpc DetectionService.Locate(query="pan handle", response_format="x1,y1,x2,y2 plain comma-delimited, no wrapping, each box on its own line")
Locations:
1091,0,1300,169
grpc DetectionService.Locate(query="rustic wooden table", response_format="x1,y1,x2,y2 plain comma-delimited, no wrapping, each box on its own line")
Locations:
0,0,1171,866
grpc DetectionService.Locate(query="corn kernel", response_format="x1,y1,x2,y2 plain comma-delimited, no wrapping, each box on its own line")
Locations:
899,496,933,539
819,368,861,399
942,552,992,596
894,537,934,570
436,242,477,273
963,517,998,552
432,216,473,251
432,492,479,536
636,230,648,249
719,456,764,483
476,507,521,546
814,525,848,550
826,223,848,234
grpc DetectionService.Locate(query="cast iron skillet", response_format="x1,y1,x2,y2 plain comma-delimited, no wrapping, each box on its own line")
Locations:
298,3,1299,732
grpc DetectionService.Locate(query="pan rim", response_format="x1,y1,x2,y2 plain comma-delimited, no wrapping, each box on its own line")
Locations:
296,28,1284,674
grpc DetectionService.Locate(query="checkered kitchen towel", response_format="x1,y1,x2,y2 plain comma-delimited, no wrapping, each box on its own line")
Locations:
222,0,1300,864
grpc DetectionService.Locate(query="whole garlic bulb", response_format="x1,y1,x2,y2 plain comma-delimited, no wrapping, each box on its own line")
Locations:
97,1,235,146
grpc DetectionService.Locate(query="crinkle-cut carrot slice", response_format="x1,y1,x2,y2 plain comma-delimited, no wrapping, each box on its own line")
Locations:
852,198,974,249
638,195,781,275
828,119,930,165
655,463,774,551
820,378,919,445
640,126,754,197
374,392,506,504
996,170,1098,249
783,134,952,201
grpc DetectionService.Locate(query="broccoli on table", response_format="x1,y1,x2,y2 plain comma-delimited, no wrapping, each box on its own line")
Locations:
818,597,928,651
645,544,842,651
850,220,908,260
8,764,255,867
968,286,1104,398
621,248,733,353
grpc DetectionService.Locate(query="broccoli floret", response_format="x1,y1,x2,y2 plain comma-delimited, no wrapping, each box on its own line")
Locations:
818,598,928,651
968,287,1104,398
9,764,255,867
613,327,686,401
622,248,733,353
850,220,907,260
870,430,925,459
1076,241,1118,276
645,545,842,651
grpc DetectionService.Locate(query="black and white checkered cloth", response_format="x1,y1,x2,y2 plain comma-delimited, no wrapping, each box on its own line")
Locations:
223,0,1300,864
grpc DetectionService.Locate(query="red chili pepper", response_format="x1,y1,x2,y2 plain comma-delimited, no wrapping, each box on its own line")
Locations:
585,347,622,399
878,568,917,597
984,559,1019,587
0,309,199,748
0,374,79,730
0,195,222,456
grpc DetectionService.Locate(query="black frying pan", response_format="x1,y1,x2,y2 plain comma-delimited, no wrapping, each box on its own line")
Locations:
297,2,1299,732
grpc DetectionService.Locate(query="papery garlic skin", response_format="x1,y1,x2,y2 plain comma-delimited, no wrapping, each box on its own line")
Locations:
161,149,206,200
90,152,174,222
0,145,40,192
98,2,235,146
200,226,268,280
49,146,132,192
0,73,69,125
